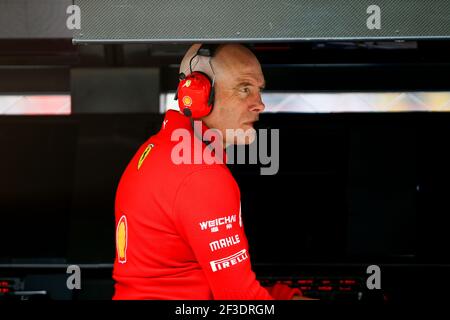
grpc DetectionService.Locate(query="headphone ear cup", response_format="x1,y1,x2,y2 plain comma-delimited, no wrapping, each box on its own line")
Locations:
177,72,214,118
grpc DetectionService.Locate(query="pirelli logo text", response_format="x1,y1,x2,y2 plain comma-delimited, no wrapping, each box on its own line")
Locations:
199,215,236,233
209,234,240,252
210,249,248,272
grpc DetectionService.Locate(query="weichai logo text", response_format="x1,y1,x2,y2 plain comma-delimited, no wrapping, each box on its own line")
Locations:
199,215,236,233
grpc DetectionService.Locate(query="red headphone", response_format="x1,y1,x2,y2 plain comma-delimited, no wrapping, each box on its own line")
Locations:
177,71,214,118
175,45,216,119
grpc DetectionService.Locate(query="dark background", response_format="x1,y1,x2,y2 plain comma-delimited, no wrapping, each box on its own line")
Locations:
1,40,450,301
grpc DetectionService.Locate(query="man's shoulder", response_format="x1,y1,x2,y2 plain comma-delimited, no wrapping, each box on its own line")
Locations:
127,124,234,195
180,164,234,185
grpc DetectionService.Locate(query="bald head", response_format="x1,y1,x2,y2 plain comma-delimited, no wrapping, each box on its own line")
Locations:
179,43,262,82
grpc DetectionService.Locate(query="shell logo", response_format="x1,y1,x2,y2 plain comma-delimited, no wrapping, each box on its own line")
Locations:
137,143,154,170
182,96,192,107
116,215,128,264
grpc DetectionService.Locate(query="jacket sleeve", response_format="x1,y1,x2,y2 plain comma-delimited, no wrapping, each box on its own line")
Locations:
172,167,274,300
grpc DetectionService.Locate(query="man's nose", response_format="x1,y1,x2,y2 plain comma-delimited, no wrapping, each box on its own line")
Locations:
251,94,265,113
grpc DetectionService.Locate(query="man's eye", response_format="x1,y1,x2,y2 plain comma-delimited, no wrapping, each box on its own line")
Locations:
240,87,250,94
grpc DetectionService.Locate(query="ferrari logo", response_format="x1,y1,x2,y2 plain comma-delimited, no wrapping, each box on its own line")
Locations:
137,143,154,170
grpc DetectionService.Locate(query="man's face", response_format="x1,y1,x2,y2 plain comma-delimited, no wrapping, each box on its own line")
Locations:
204,57,266,145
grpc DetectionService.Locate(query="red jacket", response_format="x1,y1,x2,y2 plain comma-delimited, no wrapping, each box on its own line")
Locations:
113,110,300,300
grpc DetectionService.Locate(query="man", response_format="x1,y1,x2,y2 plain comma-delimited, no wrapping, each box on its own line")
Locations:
112,44,301,299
